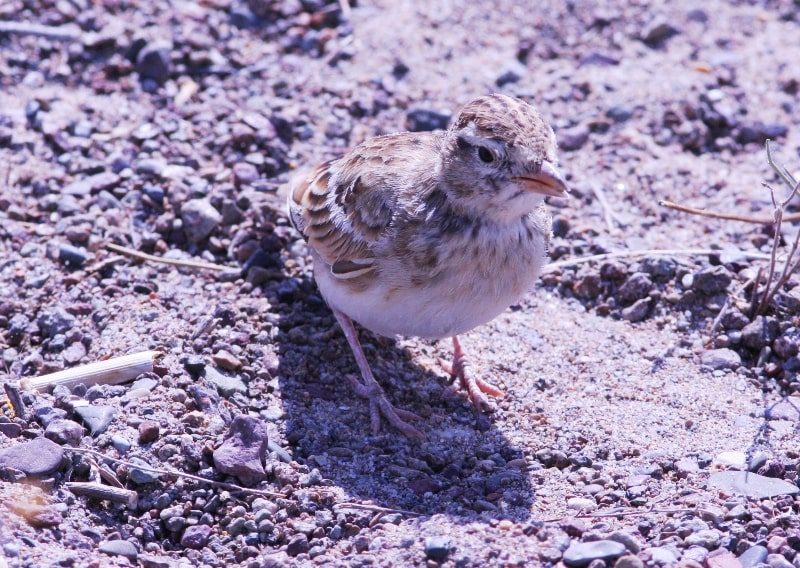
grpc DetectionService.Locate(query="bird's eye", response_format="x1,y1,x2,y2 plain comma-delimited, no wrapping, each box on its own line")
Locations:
478,146,494,163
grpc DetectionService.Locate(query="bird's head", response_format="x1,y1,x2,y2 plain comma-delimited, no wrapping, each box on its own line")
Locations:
440,94,568,223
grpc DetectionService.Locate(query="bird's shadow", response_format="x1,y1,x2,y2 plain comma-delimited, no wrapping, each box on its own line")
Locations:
259,256,534,524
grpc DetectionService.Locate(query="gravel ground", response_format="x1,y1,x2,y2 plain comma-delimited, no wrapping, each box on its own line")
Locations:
1,1,800,567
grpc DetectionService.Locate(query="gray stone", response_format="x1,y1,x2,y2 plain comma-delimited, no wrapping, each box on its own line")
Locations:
559,125,590,152
622,298,651,322
37,308,76,338
738,545,768,568
684,528,721,549
74,405,115,435
63,172,120,196
424,536,451,562
286,533,309,557
180,525,212,549
741,316,780,350
136,41,172,84
99,539,138,560
617,273,653,304
693,266,732,294
642,19,680,45
181,198,221,242
45,419,84,446
701,348,741,370
614,555,644,568
58,244,88,268
0,437,64,476
213,415,268,485
563,540,626,567
709,471,799,498
128,457,160,484
111,435,132,454
608,531,641,554
406,109,450,132
206,367,247,398
645,547,679,565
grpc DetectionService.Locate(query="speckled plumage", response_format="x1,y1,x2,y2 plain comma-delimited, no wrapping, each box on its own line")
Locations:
287,94,568,437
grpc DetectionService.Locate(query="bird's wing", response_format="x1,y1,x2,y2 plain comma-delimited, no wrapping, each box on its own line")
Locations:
288,133,437,280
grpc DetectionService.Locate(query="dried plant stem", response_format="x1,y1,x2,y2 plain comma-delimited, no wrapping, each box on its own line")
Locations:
65,447,285,499
105,243,228,272
543,507,694,523
334,502,423,517
20,351,158,392
65,482,138,508
659,200,800,224
544,249,771,273
0,21,81,40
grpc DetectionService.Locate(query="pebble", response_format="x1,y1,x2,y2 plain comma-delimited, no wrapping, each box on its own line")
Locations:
567,497,597,511
138,420,160,444
206,367,247,398
128,457,160,484
212,350,243,371
642,19,680,45
558,125,590,151
63,172,120,196
709,471,799,498
707,550,745,568
37,308,76,338
180,525,212,549
58,244,88,268
136,40,172,84
713,451,746,469
622,298,651,322
614,555,644,568
563,540,626,567
741,316,779,350
44,419,84,446
286,533,309,557
213,415,268,485
424,536,451,561
111,435,132,454
74,405,115,435
99,539,138,560
405,109,451,132
701,349,741,370
62,341,87,364
181,198,222,242
645,546,679,565
684,528,721,548
0,422,22,438
0,437,64,476
617,273,653,304
608,531,641,554
12,502,63,528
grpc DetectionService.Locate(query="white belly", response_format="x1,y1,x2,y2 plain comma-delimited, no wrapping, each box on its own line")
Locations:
313,232,547,339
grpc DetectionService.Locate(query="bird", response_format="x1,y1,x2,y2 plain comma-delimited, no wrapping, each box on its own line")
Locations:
286,93,568,438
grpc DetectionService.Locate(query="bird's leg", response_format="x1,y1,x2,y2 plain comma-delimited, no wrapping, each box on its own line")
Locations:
332,308,424,439
444,335,505,412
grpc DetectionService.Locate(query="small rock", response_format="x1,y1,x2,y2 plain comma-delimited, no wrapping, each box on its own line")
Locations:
608,532,641,554
406,109,451,132
684,529,721,549
738,546,768,568
37,308,75,338
136,41,172,84
714,451,747,469
563,540,627,567
74,405,115,435
558,125,589,151
111,435,132,454
45,419,84,446
622,298,651,322
693,266,732,294
709,471,799,498
0,422,22,438
617,273,653,304
206,367,247,398
138,554,173,568
181,199,221,242
0,437,64,476
180,525,212,549
58,244,88,268
63,172,120,196
213,350,242,371
614,555,644,568
286,533,309,557
99,539,138,560
706,550,743,568
213,415,268,485
10,502,63,528
642,19,680,45
645,547,679,565
701,349,741,370
741,316,780,350
62,341,87,364
233,162,259,186
128,457,160,485
424,536,451,562
567,497,597,511
138,420,160,444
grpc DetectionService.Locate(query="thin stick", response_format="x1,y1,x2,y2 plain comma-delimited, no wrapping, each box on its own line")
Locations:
105,243,229,272
0,21,82,41
65,447,285,499
758,203,784,314
542,507,694,523
710,274,757,335
20,351,159,392
592,184,622,232
334,502,423,517
65,482,138,508
3,383,27,419
659,200,800,224
543,249,772,273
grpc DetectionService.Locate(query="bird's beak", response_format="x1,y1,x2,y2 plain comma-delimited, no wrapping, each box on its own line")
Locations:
513,161,569,198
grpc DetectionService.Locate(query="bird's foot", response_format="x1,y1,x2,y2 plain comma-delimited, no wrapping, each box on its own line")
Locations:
346,376,424,439
441,336,505,413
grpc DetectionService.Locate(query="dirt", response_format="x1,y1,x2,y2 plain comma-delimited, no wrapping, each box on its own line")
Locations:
1,1,800,567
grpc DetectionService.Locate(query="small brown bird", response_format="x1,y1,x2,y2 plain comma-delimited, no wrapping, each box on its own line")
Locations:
288,94,568,438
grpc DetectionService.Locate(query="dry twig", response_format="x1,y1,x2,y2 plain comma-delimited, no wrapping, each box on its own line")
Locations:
20,351,159,392
65,447,285,499
105,243,229,272
0,21,82,40
544,249,771,273
334,502,423,517
65,482,138,508
659,199,800,224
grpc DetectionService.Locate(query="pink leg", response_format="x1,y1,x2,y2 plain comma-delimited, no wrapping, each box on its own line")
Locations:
443,336,505,412
332,309,424,439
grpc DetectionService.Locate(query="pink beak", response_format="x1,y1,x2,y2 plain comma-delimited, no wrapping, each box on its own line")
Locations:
513,161,569,197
